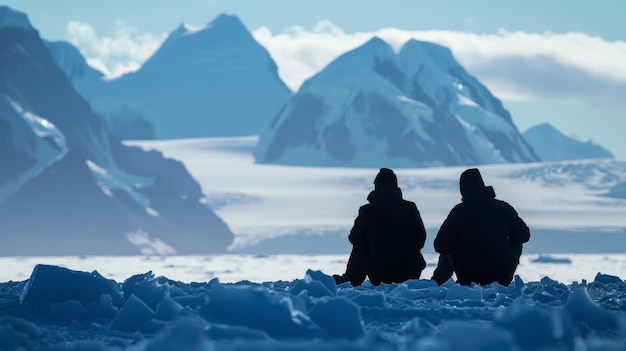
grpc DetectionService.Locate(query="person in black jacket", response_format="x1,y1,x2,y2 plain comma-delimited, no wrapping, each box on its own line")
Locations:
431,168,530,286
333,168,427,286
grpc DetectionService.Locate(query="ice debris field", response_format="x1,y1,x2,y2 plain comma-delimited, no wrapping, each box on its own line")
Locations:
1,264,626,350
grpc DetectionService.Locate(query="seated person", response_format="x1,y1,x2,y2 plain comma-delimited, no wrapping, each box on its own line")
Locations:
432,168,530,286
334,168,427,286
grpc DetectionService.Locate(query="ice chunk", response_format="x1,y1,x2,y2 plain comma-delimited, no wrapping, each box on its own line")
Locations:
87,294,119,318
349,291,385,307
495,299,578,349
308,297,365,339
156,296,183,321
445,284,482,301
172,294,207,309
20,264,122,306
199,284,324,338
290,269,336,298
49,300,91,321
291,280,334,298
563,287,619,331
385,283,409,298
507,275,525,296
304,269,337,295
122,271,169,309
427,286,449,299
109,294,157,332
593,273,623,285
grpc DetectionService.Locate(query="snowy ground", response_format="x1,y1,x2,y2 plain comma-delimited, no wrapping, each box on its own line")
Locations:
3,253,626,286
127,136,626,254
3,136,626,349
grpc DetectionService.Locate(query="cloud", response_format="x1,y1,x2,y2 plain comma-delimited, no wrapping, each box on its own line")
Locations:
252,21,372,92
252,23,626,108
66,21,166,78
65,19,626,109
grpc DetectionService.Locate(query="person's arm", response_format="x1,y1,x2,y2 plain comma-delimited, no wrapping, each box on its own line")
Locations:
348,206,368,248
507,205,530,245
433,206,461,254
413,203,427,249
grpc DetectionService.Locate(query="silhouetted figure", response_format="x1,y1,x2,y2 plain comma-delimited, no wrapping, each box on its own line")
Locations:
432,168,530,286
334,168,427,286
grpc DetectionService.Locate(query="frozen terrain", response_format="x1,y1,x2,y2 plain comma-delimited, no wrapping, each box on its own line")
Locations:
2,253,626,287
1,263,625,350
2,136,625,350
127,136,626,254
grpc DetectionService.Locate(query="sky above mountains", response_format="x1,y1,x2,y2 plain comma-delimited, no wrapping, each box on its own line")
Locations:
3,0,625,157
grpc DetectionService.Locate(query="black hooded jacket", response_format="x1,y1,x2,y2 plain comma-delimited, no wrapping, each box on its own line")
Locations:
434,169,530,285
348,185,427,285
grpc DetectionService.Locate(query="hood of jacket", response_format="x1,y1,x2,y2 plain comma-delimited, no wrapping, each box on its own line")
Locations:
459,168,496,202
367,185,403,203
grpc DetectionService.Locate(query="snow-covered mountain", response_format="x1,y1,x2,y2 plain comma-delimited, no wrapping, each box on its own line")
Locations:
523,123,614,162
255,37,539,168
0,6,234,255
59,14,292,140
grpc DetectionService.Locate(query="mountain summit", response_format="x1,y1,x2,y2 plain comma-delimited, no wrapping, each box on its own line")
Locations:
64,13,292,140
0,6,34,31
255,37,539,168
523,123,613,161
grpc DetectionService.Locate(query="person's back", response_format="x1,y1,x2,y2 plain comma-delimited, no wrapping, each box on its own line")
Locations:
433,168,529,286
350,186,426,285
334,168,427,286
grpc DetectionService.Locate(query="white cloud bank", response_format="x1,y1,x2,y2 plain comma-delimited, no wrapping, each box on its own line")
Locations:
253,22,626,107
66,20,166,78
66,19,626,108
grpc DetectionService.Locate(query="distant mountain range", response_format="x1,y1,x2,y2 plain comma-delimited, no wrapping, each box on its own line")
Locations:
522,123,613,162
255,37,540,167
42,10,615,167
50,14,293,140
0,6,234,255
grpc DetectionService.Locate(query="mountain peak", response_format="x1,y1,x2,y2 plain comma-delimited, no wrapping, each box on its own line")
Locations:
329,36,394,66
364,36,388,47
358,36,394,55
0,6,34,31
400,39,456,69
403,39,452,56
527,122,586,143
161,13,248,49
523,123,614,161
210,13,245,28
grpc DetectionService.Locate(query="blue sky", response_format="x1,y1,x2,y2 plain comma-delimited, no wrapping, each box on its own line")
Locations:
4,0,626,156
